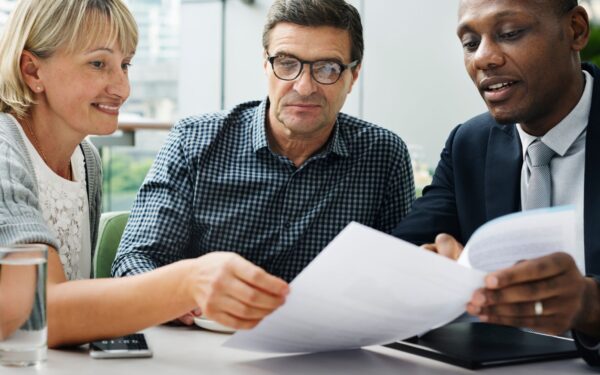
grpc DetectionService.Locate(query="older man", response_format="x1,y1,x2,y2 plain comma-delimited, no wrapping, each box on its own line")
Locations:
114,0,414,329
393,0,600,366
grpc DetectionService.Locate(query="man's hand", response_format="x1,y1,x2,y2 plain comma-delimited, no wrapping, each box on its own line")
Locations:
466,252,589,335
422,233,464,260
186,252,289,330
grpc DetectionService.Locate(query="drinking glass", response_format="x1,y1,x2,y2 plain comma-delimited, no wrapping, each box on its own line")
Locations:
0,244,48,367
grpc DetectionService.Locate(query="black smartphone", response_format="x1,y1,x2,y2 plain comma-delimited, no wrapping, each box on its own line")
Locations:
89,333,153,359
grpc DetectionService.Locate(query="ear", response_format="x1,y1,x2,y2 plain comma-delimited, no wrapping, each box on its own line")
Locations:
20,51,44,93
346,63,361,94
568,6,590,52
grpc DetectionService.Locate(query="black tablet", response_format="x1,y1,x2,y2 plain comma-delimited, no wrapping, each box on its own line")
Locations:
384,322,579,369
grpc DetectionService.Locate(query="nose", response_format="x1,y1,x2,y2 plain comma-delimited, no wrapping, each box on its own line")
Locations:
107,68,130,100
472,36,505,71
293,64,317,96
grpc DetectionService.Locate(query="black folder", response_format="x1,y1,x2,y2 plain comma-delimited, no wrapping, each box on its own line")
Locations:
384,322,579,369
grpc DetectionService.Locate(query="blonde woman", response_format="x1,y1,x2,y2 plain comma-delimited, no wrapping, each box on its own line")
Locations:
0,0,288,348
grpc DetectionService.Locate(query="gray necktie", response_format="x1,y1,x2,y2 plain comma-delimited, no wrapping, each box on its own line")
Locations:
524,140,556,210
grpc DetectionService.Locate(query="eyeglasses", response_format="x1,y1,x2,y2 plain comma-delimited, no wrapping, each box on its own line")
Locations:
267,54,358,85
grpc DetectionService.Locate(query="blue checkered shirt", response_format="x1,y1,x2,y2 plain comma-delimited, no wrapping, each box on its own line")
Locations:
112,100,415,281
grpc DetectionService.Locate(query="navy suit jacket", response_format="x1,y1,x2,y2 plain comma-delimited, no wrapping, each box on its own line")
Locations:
392,63,600,365
393,63,600,277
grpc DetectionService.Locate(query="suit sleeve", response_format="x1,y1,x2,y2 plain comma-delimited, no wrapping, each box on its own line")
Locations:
392,124,463,245
572,276,600,367
574,330,600,367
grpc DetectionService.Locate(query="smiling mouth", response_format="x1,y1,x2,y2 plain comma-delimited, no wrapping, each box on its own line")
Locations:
483,81,517,92
92,103,121,114
479,79,522,104
484,81,517,92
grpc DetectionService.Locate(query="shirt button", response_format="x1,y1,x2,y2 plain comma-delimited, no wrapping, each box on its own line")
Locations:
283,221,291,229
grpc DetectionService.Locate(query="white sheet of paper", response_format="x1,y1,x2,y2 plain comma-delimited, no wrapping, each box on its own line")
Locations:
224,222,486,353
457,206,577,272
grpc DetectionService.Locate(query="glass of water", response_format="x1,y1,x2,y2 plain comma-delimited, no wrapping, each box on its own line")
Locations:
0,244,48,367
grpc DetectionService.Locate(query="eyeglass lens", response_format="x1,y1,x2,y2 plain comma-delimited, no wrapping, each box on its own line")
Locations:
272,56,343,84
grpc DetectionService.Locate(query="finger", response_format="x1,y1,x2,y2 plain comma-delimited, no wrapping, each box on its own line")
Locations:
470,297,563,318
466,289,487,314
211,294,276,321
176,313,195,326
224,276,287,310
485,252,575,289
231,258,289,296
192,307,203,317
421,243,437,252
474,272,575,305
434,233,463,260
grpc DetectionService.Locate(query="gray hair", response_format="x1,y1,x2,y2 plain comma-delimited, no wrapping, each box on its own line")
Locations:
262,0,363,64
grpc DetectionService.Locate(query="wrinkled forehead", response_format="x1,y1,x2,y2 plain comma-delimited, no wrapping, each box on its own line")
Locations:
268,23,352,62
457,0,551,34
458,0,554,20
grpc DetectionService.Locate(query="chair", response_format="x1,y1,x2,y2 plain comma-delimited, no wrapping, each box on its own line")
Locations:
93,211,130,278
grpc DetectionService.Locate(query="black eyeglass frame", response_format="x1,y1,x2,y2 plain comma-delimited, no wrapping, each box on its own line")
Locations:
266,53,359,85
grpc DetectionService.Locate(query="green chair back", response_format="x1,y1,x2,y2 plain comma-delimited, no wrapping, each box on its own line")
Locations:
93,211,130,278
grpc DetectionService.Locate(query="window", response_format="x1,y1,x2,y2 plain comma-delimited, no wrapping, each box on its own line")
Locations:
0,0,16,31
103,0,181,211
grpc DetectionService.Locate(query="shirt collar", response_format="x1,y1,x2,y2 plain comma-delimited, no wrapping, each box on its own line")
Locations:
327,120,349,158
251,99,270,152
516,70,593,157
251,98,349,158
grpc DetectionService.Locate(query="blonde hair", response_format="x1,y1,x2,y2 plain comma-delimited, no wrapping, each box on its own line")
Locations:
0,0,139,117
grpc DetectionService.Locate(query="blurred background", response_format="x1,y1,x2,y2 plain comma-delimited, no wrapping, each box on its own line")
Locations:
1,0,599,210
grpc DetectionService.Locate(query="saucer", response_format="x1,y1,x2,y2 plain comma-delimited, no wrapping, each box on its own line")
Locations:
193,316,237,333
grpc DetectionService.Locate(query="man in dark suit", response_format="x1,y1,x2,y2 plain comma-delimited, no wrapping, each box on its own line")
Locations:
392,0,600,366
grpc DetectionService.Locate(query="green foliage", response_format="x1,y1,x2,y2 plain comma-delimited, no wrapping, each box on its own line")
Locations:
102,151,155,211
102,151,154,193
582,24,600,67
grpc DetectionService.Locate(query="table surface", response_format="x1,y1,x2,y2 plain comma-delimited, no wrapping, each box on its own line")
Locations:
5,325,597,375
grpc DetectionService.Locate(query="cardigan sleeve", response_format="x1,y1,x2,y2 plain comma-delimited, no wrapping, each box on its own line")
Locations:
0,126,58,249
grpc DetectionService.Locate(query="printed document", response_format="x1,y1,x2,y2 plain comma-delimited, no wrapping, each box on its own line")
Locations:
224,222,485,353
224,207,575,353
457,206,577,272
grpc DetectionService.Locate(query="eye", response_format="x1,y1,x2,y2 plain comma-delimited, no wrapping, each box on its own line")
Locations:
499,29,523,40
459,32,480,52
121,63,132,71
277,57,299,67
274,56,300,75
90,60,105,69
462,39,480,52
314,61,342,76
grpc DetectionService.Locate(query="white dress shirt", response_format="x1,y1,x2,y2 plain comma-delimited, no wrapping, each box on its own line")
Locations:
516,71,593,274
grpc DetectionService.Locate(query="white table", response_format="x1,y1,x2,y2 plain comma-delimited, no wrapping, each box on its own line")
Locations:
6,325,597,374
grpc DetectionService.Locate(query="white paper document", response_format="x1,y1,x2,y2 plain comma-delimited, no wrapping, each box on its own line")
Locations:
224,222,486,353
458,206,577,272
224,207,576,354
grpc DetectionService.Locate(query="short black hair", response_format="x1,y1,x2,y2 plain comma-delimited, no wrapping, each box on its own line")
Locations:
262,0,363,64
555,0,578,14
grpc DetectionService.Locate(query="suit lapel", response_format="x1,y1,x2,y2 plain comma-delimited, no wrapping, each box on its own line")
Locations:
584,64,600,276
485,124,522,221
